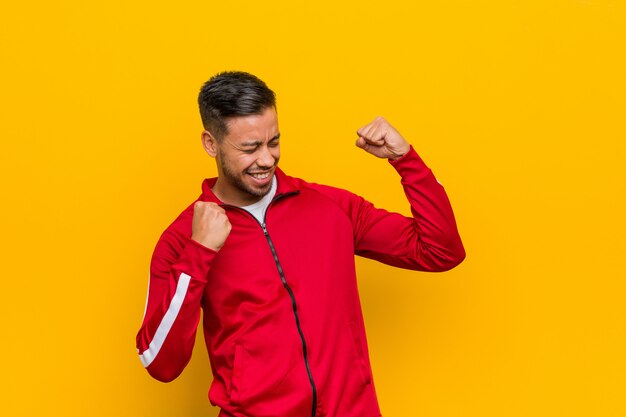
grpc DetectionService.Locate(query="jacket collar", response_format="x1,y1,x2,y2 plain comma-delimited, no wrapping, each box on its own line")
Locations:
200,167,300,204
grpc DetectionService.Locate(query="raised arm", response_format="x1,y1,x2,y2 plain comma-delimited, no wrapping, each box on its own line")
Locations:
352,116,465,271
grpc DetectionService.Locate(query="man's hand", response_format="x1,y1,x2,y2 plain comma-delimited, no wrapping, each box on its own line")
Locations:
191,202,232,251
355,116,410,159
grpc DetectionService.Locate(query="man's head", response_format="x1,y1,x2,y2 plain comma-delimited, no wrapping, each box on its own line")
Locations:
199,72,280,206
198,71,276,141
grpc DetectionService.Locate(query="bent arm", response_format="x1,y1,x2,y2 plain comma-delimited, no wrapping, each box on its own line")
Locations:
354,145,465,271
136,231,216,382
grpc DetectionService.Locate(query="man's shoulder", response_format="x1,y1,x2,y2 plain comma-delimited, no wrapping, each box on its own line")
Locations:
155,197,198,248
281,172,366,215
281,172,355,198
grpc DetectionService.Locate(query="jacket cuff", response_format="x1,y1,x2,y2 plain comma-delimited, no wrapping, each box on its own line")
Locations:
173,238,218,283
388,145,433,181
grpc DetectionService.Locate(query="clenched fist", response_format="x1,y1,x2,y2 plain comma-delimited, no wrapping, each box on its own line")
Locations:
191,202,232,251
355,116,410,159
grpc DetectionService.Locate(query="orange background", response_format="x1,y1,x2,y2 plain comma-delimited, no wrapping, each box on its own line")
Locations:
1,1,625,416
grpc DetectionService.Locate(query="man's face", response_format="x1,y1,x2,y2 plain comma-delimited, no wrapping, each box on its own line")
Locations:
212,106,280,206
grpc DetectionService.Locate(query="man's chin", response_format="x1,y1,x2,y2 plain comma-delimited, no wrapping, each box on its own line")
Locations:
239,176,273,200
249,182,273,197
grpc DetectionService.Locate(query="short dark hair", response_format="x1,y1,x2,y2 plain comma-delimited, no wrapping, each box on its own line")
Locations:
198,71,276,140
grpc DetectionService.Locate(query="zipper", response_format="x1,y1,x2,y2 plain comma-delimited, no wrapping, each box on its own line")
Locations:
222,192,318,417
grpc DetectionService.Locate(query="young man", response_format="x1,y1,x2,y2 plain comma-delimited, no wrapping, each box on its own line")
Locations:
136,71,465,417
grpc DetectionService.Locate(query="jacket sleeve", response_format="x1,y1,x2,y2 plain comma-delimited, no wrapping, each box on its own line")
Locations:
352,145,465,272
135,229,217,382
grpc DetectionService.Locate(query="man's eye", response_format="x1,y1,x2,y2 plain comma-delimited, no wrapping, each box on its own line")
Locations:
242,148,257,154
269,141,279,147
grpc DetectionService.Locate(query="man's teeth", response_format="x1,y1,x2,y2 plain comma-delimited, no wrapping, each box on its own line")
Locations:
250,172,270,179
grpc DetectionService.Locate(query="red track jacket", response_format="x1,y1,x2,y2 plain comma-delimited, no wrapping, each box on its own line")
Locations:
136,146,465,417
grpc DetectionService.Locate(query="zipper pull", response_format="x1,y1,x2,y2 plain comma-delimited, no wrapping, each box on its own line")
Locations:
261,223,268,236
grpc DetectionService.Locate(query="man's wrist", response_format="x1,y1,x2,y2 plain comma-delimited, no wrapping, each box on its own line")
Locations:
388,144,411,161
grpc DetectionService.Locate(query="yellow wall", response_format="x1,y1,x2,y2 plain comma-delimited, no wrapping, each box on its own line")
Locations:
1,1,625,416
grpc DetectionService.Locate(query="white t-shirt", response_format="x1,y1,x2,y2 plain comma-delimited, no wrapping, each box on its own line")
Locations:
240,176,277,224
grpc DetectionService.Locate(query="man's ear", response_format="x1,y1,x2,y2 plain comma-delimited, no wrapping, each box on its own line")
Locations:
201,130,218,157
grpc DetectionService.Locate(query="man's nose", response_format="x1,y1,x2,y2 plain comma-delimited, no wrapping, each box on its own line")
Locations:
256,146,275,168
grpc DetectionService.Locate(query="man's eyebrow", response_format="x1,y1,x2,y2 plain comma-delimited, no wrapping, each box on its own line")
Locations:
239,140,262,147
239,133,280,147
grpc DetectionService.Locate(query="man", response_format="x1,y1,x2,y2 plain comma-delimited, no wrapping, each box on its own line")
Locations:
136,71,465,417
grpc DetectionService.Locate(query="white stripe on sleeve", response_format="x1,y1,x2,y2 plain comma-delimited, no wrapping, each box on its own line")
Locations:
139,272,192,367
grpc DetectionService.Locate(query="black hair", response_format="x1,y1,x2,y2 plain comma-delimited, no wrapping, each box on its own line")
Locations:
198,71,276,140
